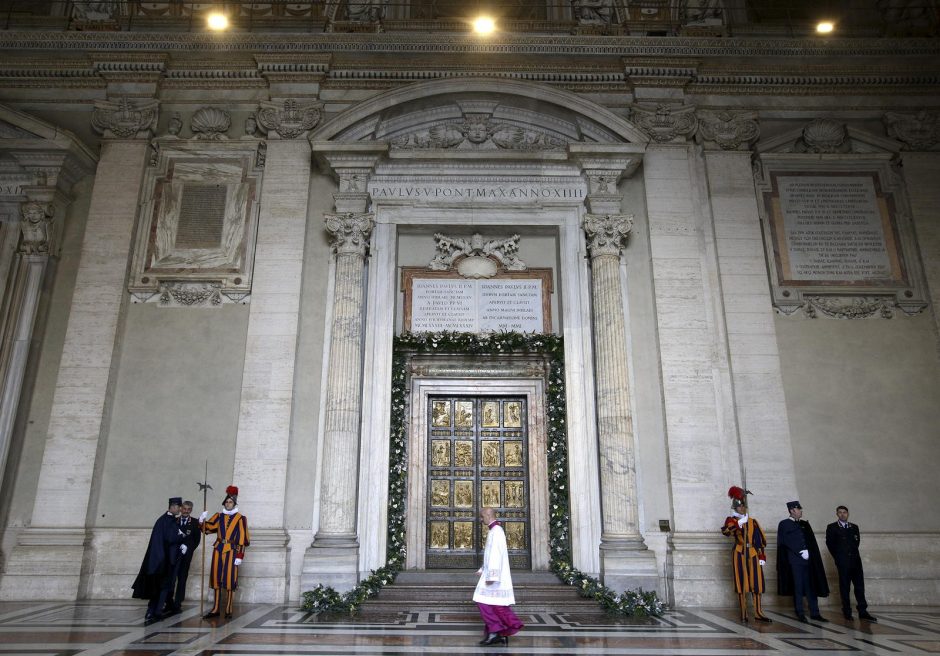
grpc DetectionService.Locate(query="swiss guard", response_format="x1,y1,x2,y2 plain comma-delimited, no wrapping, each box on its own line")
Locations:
721,486,772,623
199,485,250,619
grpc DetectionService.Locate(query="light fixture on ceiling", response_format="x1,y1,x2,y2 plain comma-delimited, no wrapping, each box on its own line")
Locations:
207,12,229,31
473,15,496,35
816,21,835,34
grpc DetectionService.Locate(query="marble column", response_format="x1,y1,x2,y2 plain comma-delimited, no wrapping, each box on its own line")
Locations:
303,210,373,591
583,214,658,592
0,116,152,599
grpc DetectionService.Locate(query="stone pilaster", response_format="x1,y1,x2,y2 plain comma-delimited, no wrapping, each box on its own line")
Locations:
302,211,373,591
228,137,312,602
583,213,659,593
0,101,153,598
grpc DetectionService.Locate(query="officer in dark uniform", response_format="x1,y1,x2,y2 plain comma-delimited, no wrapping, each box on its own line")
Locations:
777,500,829,623
132,496,185,624
166,500,202,616
826,505,877,622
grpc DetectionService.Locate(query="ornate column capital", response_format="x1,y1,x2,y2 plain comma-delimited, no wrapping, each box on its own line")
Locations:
256,98,323,139
18,201,55,255
883,110,940,151
325,212,375,256
582,213,634,259
91,96,159,139
631,103,698,144
697,110,760,151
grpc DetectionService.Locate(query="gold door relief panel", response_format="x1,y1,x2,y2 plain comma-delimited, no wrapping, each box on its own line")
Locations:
425,396,531,569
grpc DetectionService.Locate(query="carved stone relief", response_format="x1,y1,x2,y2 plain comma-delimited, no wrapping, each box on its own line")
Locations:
390,112,567,151
19,202,54,254
256,99,323,139
91,97,158,139
794,118,852,154
428,232,527,278
128,140,264,305
571,0,615,25
630,104,698,143
190,107,231,140
883,110,940,151
697,110,759,150
582,213,634,257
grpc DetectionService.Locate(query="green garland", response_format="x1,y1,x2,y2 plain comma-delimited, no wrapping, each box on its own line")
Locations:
301,331,664,617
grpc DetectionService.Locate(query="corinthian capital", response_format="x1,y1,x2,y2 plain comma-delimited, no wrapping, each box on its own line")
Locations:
19,201,55,254
256,99,323,139
91,97,159,139
325,212,375,256
583,213,634,258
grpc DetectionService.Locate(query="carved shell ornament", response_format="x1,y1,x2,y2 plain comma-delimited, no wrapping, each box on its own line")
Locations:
190,107,231,140
797,118,850,153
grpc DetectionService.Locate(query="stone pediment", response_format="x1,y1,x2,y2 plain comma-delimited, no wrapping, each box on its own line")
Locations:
756,119,903,155
312,78,649,149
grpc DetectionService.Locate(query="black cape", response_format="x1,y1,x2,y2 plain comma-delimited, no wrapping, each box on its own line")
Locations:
131,513,182,600
776,519,830,597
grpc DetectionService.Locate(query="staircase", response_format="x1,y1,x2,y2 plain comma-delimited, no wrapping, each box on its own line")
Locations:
359,570,607,615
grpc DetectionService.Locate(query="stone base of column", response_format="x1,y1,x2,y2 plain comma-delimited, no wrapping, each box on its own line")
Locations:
300,540,360,593
599,537,661,595
0,528,86,600
236,529,290,603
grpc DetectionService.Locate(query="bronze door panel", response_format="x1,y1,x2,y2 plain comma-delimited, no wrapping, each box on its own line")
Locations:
425,396,531,569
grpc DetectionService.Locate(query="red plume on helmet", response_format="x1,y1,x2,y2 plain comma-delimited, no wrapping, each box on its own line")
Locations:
226,485,239,497
728,485,750,510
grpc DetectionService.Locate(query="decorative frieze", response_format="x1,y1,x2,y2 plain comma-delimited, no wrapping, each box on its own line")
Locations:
256,98,323,139
630,103,698,143
91,96,158,139
157,281,224,307
697,110,759,151
390,112,566,151
883,110,940,151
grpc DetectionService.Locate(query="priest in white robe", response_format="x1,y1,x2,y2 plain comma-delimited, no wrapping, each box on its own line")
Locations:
473,507,524,646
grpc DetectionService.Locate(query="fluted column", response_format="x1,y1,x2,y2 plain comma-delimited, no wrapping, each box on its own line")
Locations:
315,212,374,542
583,213,644,544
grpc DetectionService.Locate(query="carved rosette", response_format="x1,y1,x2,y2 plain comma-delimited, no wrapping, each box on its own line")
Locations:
325,212,374,257
697,110,760,150
582,213,634,258
795,118,851,153
883,110,940,151
256,99,323,139
19,202,54,254
631,104,698,143
91,97,159,138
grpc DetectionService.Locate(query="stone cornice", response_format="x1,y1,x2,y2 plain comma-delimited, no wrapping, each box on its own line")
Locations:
1,31,938,60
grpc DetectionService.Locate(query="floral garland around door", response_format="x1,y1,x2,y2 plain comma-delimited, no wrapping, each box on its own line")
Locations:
301,331,664,617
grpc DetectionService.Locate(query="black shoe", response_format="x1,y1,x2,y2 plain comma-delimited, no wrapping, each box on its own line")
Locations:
224,612,232,619
203,611,220,619
755,615,773,623
858,611,877,622
479,633,508,646
810,614,829,623
144,614,156,626
844,612,854,620
797,615,808,623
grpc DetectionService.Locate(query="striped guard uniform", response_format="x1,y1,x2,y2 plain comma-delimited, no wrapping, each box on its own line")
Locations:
721,515,767,594
203,511,250,591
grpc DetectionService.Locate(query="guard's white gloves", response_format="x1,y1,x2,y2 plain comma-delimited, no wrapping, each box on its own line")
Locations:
737,515,748,528
759,559,765,566
180,545,188,555
800,549,809,560
199,511,209,523
234,558,243,566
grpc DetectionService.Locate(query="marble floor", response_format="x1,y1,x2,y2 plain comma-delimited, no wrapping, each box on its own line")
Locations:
1,601,938,656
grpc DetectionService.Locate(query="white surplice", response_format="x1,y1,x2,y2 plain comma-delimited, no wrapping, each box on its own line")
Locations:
472,522,516,606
